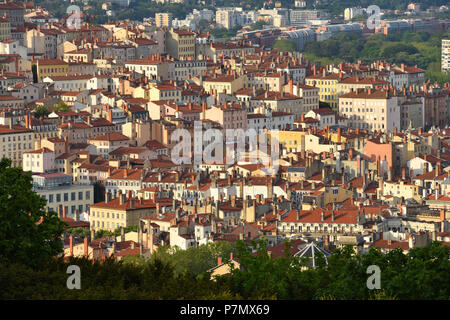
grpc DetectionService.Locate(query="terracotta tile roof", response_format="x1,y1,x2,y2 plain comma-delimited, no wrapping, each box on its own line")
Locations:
58,121,90,129
266,239,307,258
0,124,33,134
372,239,409,250
38,58,68,66
25,147,53,154
89,132,129,141
90,197,157,210
281,208,360,224
340,89,389,99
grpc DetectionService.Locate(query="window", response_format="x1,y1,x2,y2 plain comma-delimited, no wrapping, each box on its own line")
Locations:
71,192,76,201
64,193,68,202
78,191,83,200
56,194,61,202
86,191,90,200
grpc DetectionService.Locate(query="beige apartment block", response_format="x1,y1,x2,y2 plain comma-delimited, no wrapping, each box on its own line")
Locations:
0,123,34,167
166,28,196,60
90,194,157,232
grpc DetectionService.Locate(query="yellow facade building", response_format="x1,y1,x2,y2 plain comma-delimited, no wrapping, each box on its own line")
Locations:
36,58,69,83
90,194,157,232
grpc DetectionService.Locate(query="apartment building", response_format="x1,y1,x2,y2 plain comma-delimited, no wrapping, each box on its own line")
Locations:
0,123,34,167
203,103,247,132
166,29,196,60
32,173,94,215
87,132,130,160
0,16,11,41
250,91,304,119
216,8,255,30
22,147,55,173
443,39,450,72
339,88,400,132
305,72,341,110
201,74,245,95
173,59,207,81
149,83,182,102
0,2,24,27
382,180,421,201
90,193,157,232
344,7,366,20
125,56,174,81
278,208,365,239
155,12,172,28
36,58,69,83
297,84,320,113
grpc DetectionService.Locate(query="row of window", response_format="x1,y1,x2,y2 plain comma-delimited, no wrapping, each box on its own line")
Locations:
2,135,32,142
48,204,86,214
92,220,124,229
43,191,90,203
92,211,124,220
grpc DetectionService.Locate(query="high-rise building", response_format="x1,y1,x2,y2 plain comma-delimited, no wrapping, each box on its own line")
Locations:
442,39,450,72
344,7,366,21
155,12,173,28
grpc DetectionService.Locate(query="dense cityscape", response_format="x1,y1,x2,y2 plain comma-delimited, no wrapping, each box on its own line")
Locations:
0,0,449,302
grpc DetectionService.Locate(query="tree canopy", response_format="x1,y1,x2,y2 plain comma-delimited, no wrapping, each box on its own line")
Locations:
303,30,450,84
0,158,66,267
53,102,70,113
33,105,50,119
273,39,298,52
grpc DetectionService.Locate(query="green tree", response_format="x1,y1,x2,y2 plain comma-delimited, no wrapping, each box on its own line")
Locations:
33,105,50,119
66,227,91,239
249,20,267,31
273,39,298,52
53,102,70,112
150,241,238,275
0,158,66,267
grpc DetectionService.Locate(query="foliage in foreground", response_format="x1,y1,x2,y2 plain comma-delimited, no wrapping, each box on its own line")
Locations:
0,156,449,300
0,158,66,268
1,240,449,300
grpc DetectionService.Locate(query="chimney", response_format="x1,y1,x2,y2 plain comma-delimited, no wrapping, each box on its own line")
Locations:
62,206,67,219
436,162,442,176
69,235,73,256
217,257,222,265
84,237,88,258
230,252,234,261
